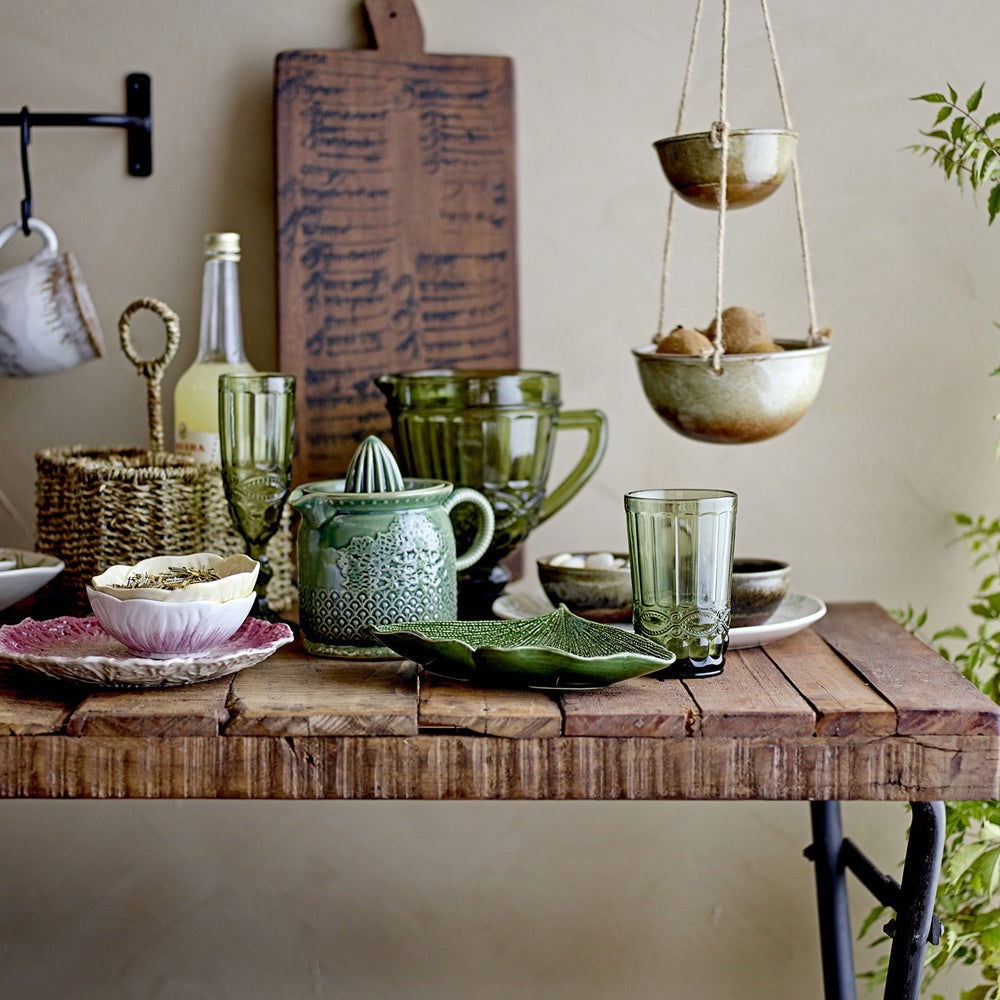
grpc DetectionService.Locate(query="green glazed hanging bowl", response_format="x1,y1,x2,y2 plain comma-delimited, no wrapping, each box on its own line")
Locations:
653,128,797,209
632,339,830,444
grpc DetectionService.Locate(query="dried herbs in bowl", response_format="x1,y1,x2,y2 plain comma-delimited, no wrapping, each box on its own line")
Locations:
90,552,259,603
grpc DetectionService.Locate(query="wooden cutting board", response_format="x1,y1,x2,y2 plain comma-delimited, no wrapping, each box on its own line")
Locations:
275,0,520,484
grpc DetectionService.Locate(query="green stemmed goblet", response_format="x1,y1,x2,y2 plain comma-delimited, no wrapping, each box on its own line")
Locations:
218,373,296,620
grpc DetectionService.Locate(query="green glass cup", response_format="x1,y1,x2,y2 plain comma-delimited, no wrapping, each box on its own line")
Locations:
218,373,296,619
624,489,737,677
375,369,608,617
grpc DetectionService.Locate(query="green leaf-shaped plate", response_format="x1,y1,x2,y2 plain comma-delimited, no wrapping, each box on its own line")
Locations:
369,605,675,690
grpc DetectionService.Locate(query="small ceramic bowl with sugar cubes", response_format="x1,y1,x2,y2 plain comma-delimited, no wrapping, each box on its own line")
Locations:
536,551,633,623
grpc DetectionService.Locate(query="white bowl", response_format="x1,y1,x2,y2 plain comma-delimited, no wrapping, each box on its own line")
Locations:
0,549,64,611
86,588,256,658
90,552,259,603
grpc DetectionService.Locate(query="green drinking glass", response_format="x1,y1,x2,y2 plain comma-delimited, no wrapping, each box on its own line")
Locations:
219,373,296,619
624,489,737,678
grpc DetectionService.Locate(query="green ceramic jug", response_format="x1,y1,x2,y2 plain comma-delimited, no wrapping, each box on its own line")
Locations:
289,438,495,658
375,369,608,617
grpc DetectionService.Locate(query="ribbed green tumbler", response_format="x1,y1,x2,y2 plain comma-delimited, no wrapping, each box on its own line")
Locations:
624,489,737,677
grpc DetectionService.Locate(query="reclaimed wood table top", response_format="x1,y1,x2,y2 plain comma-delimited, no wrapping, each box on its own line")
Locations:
0,601,996,801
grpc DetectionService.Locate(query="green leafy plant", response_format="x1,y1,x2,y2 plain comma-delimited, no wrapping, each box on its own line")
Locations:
858,85,1000,1000
860,518,1000,998
905,516,1000,998
910,84,1000,223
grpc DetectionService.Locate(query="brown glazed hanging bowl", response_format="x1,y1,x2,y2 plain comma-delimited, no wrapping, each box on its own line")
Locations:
653,128,797,209
632,340,830,444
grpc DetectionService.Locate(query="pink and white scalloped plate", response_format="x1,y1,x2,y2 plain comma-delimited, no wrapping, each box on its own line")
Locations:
0,616,293,688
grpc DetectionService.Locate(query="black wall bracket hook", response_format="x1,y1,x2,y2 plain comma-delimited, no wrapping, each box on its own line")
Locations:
19,106,31,235
1,73,152,182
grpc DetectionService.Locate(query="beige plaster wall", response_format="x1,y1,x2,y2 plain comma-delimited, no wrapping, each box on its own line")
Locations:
0,1,995,997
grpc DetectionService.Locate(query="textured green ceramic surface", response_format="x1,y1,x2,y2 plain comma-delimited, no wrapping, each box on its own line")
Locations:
289,475,494,658
632,341,830,444
730,557,790,627
374,369,608,590
653,128,797,209
370,605,675,689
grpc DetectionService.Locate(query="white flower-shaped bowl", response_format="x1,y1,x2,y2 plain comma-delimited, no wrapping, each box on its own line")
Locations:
0,549,64,611
86,588,256,658
90,552,259,603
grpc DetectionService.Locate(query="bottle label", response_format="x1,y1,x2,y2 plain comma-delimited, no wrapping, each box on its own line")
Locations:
175,428,221,464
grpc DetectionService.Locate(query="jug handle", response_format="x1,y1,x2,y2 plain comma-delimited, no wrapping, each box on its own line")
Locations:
444,487,496,573
538,409,608,526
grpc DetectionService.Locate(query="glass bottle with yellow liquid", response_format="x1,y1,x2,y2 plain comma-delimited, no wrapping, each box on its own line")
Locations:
174,233,255,463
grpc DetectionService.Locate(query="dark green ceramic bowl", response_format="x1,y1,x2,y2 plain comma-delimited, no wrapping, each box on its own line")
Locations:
537,552,632,624
730,558,790,628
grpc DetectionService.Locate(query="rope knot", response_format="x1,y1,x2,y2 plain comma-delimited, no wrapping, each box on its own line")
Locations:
708,120,730,148
133,360,164,381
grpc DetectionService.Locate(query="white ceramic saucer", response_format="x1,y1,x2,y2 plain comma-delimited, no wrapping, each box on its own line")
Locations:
492,591,827,650
727,593,827,648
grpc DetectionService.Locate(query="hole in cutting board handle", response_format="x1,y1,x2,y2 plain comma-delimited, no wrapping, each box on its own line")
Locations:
362,0,426,55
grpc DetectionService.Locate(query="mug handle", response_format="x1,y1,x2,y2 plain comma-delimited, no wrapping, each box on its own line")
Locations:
0,217,59,260
444,487,496,572
538,409,609,525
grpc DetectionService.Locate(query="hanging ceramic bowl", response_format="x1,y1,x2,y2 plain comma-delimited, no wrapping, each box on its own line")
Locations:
632,340,830,444
653,128,797,209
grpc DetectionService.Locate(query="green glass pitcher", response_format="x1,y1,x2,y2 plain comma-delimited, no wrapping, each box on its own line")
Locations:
375,368,608,616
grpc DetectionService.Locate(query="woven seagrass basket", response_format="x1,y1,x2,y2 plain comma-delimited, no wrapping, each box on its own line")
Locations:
35,298,293,613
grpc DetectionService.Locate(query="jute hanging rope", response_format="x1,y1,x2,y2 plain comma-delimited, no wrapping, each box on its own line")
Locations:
708,0,731,372
656,0,828,368
758,0,821,344
656,0,705,339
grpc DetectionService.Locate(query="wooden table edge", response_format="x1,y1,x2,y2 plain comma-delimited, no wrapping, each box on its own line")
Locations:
0,733,994,802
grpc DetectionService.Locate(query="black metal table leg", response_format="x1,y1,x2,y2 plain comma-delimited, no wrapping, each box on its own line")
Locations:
809,801,857,1000
806,801,945,1000
883,801,945,1000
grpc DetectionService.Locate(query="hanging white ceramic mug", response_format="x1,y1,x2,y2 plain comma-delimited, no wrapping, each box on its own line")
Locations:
0,217,104,376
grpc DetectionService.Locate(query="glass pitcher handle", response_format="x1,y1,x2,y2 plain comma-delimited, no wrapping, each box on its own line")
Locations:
444,487,496,572
538,409,608,525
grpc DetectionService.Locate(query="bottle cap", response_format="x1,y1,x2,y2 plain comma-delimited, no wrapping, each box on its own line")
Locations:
204,232,240,261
